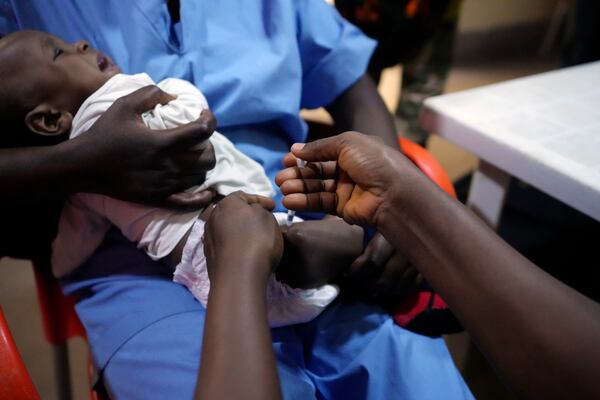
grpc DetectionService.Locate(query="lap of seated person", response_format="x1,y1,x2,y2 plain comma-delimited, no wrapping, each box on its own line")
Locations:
1,2,473,398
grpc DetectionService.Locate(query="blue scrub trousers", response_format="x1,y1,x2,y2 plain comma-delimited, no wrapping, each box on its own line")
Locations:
62,229,473,400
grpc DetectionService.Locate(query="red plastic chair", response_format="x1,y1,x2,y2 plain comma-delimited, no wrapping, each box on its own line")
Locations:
396,137,460,335
399,137,457,199
0,305,41,400
0,254,105,400
31,257,106,400
31,258,86,346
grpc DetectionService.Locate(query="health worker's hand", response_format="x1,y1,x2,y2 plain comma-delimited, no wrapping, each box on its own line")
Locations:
276,132,427,301
204,192,282,285
275,132,416,228
74,85,217,210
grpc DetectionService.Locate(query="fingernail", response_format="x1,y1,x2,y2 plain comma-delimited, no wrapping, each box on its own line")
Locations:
291,143,305,152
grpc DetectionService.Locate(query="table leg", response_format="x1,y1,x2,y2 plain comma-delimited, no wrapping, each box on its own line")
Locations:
467,161,511,230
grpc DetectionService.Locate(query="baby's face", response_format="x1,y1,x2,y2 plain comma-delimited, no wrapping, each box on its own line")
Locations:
0,30,121,114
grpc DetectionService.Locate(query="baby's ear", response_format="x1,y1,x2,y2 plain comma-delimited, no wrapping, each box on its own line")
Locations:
25,104,73,137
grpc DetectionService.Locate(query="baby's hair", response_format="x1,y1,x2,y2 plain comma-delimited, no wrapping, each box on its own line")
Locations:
0,89,36,148
0,35,64,149
0,84,59,149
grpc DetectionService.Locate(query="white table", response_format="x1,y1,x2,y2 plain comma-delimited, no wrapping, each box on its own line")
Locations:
421,61,600,227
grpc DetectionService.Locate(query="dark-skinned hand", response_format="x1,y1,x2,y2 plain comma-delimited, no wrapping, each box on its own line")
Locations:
203,191,283,284
345,232,423,306
73,85,217,210
275,132,409,225
276,132,424,301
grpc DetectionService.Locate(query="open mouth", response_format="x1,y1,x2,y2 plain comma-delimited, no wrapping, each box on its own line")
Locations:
97,52,119,73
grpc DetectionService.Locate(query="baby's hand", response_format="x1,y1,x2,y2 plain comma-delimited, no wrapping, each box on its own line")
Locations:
348,233,422,305
204,192,282,284
276,217,363,289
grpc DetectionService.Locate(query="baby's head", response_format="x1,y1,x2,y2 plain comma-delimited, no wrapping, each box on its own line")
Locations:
0,30,120,147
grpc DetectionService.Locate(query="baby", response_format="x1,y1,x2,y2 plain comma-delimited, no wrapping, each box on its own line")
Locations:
0,30,364,327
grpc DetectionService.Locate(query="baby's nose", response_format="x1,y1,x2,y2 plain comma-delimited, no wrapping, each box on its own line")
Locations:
75,40,90,53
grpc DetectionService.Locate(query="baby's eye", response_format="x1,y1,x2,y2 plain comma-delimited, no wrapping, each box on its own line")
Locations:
53,48,64,61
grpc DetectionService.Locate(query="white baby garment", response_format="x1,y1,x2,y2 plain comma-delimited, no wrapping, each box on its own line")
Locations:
52,73,338,327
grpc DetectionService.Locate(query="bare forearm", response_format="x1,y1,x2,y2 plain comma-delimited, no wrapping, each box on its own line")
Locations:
282,132,600,396
1,86,219,209
378,162,600,398
0,139,84,200
326,74,399,149
196,259,281,400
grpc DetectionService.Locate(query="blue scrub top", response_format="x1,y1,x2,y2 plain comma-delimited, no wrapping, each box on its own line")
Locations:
0,4,474,398
0,0,375,209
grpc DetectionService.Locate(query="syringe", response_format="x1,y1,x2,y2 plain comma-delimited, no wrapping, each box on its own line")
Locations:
286,158,307,227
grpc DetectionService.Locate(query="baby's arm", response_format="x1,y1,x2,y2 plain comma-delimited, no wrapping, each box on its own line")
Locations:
276,218,364,289
68,78,210,262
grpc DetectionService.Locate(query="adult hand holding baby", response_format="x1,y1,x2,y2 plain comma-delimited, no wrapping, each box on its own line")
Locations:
203,191,282,284
73,85,217,209
199,190,283,400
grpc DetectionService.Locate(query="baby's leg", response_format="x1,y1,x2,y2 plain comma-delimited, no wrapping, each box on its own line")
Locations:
166,196,222,266
276,218,364,289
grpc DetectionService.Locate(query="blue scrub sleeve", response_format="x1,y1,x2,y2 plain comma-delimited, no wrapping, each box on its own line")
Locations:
296,0,377,109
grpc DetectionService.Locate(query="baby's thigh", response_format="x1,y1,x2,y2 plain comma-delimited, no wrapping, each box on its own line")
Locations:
102,311,205,400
